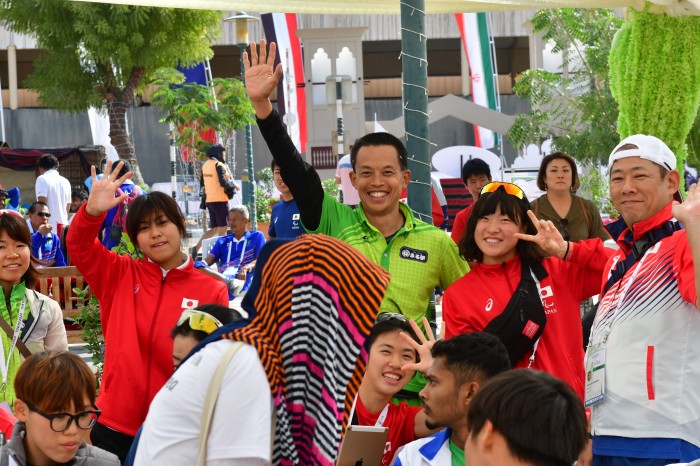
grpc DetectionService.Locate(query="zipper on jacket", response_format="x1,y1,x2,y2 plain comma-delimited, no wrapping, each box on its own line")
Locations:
143,276,167,412
502,262,515,294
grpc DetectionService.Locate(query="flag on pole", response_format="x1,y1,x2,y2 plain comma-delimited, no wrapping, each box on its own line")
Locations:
261,13,307,153
455,13,498,149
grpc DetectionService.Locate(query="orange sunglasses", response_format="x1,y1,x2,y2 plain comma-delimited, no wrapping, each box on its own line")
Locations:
480,182,525,199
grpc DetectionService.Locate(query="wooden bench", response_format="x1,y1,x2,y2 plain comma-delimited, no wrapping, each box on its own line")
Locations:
36,266,90,344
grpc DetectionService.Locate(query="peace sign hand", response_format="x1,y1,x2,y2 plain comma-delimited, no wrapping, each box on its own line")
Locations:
399,317,444,374
85,161,132,217
514,210,568,259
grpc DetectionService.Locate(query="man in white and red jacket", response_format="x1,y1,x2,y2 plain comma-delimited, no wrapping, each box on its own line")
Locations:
587,135,700,466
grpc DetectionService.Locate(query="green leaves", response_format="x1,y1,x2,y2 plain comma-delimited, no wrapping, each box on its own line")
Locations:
508,8,623,165
0,0,222,113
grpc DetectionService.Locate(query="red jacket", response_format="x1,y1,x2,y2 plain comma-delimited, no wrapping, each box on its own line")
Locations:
67,205,229,436
443,239,612,399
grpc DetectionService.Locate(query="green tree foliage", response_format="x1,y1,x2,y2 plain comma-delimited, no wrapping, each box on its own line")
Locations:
609,7,700,178
508,9,623,165
148,67,255,160
0,1,222,183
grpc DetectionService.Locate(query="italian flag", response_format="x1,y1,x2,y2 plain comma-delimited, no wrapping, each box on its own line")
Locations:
455,13,498,149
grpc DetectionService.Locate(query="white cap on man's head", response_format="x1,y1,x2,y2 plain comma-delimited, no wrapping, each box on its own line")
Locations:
608,134,676,171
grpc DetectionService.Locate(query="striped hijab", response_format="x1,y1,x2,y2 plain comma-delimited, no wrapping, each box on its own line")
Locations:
198,234,389,465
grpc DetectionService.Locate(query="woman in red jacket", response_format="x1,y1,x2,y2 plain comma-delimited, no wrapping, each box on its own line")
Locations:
67,161,229,463
442,182,612,400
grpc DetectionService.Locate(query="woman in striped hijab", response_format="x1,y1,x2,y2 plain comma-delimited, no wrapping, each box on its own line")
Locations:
184,234,389,465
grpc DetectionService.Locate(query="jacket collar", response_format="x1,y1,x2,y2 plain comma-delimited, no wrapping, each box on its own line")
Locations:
418,428,453,462
614,202,676,251
356,201,418,236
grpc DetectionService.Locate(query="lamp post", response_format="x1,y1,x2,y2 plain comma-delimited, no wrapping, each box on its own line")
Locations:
225,12,259,229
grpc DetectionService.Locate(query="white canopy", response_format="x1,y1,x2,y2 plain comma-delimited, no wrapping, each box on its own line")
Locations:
70,0,699,15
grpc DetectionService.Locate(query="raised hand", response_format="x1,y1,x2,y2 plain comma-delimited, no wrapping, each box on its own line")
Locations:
85,161,132,217
514,210,568,259
243,39,283,118
673,184,700,226
399,317,442,374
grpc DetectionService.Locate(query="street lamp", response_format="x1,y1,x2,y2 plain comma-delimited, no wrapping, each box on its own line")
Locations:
224,12,259,228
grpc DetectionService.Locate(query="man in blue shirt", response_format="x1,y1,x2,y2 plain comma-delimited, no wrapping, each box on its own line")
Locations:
201,206,266,298
269,160,304,239
27,201,66,267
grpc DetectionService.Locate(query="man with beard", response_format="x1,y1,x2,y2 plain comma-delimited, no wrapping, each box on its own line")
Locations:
395,333,510,466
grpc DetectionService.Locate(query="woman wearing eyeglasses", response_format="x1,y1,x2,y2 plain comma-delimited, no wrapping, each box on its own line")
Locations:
0,211,67,407
533,153,611,243
67,161,229,463
2,351,119,465
442,182,612,401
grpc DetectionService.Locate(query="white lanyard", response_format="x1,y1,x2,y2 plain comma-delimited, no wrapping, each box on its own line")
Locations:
349,394,389,427
527,268,544,369
0,296,27,392
226,237,248,268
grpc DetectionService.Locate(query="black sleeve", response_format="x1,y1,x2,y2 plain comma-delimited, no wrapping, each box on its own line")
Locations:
257,109,323,231
215,163,231,188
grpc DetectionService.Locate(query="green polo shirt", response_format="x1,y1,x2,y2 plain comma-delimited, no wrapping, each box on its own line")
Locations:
307,193,469,322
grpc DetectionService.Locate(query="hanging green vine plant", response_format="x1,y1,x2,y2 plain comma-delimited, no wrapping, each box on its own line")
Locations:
609,6,700,178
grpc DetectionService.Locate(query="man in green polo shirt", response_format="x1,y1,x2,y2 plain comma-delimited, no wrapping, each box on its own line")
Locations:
244,40,467,322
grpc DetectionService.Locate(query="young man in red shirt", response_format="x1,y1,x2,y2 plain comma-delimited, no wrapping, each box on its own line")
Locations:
353,314,438,465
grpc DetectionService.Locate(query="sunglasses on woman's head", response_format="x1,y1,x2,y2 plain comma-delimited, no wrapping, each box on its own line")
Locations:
375,312,409,324
177,310,223,334
480,182,525,199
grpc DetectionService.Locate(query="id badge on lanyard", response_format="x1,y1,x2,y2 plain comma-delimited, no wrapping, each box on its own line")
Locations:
584,343,606,407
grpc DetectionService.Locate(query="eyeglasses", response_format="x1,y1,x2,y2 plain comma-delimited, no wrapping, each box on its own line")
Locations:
480,182,525,199
0,210,23,219
177,310,223,334
375,312,409,324
558,219,570,241
25,401,101,432
35,212,51,218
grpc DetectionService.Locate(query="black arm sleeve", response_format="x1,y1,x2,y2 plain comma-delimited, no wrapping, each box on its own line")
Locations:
257,109,324,231
215,163,231,188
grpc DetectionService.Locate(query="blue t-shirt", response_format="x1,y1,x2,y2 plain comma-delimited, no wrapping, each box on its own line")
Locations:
209,230,266,293
269,199,304,239
31,231,66,267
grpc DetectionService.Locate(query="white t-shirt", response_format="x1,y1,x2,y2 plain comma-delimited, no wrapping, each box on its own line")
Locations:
134,341,271,466
35,169,71,228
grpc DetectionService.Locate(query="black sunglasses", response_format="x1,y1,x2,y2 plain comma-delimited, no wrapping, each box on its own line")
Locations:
375,312,409,324
36,212,51,218
25,400,101,432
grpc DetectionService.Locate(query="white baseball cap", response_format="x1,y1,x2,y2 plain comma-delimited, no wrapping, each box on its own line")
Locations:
608,134,683,202
608,134,676,171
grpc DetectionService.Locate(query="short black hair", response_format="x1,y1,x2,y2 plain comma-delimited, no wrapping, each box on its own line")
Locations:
125,192,187,248
271,159,279,171
366,314,420,358
350,132,408,171
28,201,48,214
461,159,492,186
72,188,88,201
430,333,510,387
459,185,545,264
206,144,225,162
116,159,132,179
467,369,587,466
38,154,59,170
170,304,243,342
